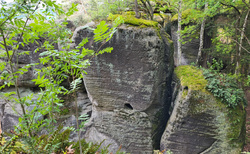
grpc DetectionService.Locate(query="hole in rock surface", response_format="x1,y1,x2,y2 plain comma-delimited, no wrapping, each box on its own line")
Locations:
124,103,133,110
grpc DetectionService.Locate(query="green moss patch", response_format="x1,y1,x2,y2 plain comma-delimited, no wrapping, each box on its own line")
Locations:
171,9,201,22
108,14,159,28
175,65,207,91
153,13,171,24
227,105,245,143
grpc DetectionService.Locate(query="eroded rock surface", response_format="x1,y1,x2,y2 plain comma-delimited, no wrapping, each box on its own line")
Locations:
160,74,245,154
73,25,174,153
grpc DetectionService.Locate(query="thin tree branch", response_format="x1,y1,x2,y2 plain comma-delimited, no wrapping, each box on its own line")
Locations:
220,2,241,15
242,0,250,9
4,100,22,116
0,0,26,27
232,39,250,54
0,28,32,136
236,27,250,45
10,1,41,62
0,12,17,28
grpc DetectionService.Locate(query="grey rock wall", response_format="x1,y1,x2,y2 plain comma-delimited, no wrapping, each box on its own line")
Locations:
73,25,174,153
160,75,245,154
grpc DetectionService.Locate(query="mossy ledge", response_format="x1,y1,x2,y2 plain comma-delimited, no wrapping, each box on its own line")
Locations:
107,13,159,28
107,13,173,41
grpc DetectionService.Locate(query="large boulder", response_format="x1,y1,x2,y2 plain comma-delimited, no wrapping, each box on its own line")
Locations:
160,65,245,154
73,24,174,153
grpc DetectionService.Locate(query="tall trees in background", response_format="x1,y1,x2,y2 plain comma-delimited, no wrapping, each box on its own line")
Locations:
197,2,208,65
177,0,182,66
211,0,250,78
164,0,249,79
233,2,249,75
68,0,250,82
165,0,184,66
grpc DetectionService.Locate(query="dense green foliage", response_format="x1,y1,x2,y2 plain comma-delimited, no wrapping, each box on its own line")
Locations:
202,61,247,108
0,125,126,153
0,0,123,153
176,64,246,108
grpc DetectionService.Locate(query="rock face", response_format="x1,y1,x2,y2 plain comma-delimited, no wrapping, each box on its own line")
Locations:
1,19,246,154
160,67,245,154
73,25,174,153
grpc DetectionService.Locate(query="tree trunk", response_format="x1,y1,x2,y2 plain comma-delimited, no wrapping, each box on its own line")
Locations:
235,9,249,75
135,0,140,18
177,0,182,66
197,2,208,66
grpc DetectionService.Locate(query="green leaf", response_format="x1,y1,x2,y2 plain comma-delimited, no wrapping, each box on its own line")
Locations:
93,21,109,43
98,47,113,55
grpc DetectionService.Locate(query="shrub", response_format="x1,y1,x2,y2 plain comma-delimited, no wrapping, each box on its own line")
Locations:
202,68,247,108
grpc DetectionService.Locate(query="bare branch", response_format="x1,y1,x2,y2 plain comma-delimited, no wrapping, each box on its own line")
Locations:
232,39,250,54
242,0,250,9
237,27,250,45
220,2,241,15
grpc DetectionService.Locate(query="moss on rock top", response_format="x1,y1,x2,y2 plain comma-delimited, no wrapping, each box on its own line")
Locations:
108,13,159,28
175,65,207,91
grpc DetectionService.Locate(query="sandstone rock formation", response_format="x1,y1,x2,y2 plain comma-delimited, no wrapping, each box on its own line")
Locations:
0,19,246,154
160,65,245,154
73,25,174,153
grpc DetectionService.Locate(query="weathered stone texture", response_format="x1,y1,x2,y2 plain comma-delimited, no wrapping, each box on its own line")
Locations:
160,76,245,154
73,25,174,153
0,38,48,88
0,88,38,132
